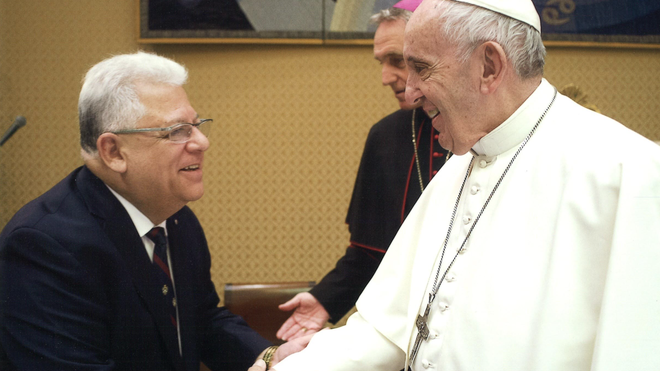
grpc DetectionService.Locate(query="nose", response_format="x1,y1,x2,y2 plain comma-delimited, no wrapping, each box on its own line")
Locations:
405,74,424,107
381,64,397,86
186,126,210,152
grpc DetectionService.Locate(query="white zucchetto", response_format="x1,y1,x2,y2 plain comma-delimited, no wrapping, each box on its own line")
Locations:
453,0,541,31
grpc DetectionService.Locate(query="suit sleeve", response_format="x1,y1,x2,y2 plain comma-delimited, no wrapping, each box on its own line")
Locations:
196,271,271,371
0,228,115,370
199,305,271,371
180,209,271,371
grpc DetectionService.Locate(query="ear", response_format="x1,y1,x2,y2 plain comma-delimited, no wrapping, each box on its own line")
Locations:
96,133,127,173
478,41,507,95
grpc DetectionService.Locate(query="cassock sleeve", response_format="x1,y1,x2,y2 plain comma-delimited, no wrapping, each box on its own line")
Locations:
590,153,660,370
308,246,381,323
309,111,414,322
273,312,405,371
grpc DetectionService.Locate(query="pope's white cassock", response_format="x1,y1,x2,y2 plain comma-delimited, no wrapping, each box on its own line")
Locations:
275,79,660,371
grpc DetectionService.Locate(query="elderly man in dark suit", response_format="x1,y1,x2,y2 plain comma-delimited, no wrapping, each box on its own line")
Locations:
0,51,307,371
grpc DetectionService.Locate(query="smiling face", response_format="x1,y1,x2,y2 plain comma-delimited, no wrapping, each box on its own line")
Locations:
403,1,489,155
119,81,209,222
374,19,420,110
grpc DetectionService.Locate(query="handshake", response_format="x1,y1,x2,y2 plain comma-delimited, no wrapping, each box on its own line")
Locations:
251,292,331,371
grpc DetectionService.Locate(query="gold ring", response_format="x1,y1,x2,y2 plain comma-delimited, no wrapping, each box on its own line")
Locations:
301,327,307,333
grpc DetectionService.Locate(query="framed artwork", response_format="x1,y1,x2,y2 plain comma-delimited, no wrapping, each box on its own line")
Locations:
537,0,660,46
137,0,660,47
137,0,378,45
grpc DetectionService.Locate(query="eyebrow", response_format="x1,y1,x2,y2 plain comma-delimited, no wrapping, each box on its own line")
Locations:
375,52,404,62
165,114,200,126
404,55,427,66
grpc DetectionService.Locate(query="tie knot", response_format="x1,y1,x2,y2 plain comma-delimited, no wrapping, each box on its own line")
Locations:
147,227,167,247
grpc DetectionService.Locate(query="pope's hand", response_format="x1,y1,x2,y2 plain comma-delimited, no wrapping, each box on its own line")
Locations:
276,292,329,341
271,332,313,367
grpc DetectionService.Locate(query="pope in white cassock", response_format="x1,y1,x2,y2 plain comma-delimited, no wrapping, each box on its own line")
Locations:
263,0,660,370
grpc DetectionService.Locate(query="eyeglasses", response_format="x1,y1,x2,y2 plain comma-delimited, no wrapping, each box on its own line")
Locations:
111,118,212,143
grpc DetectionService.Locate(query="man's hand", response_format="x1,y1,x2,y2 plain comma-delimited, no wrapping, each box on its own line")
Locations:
251,333,314,371
276,292,330,341
249,359,267,371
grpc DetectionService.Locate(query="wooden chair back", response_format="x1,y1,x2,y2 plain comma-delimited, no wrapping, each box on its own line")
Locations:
223,281,315,343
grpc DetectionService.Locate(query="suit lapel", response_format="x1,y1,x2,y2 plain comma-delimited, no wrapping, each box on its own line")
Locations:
76,167,184,370
166,214,197,364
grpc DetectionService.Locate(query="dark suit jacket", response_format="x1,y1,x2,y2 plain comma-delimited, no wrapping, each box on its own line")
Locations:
0,166,270,371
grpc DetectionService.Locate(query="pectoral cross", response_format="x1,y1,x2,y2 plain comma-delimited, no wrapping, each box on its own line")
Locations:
410,299,432,364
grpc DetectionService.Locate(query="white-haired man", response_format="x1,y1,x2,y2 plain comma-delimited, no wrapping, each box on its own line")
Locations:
276,0,451,342
263,0,660,370
0,52,307,371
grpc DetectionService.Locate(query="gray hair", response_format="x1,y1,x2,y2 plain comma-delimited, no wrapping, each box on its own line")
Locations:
437,1,545,79
78,51,188,156
370,7,413,25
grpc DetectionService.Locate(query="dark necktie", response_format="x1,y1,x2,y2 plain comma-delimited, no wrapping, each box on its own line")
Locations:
147,227,178,329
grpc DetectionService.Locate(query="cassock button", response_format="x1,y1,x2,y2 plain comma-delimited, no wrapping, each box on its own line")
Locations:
422,359,431,368
463,215,472,225
432,170,438,176
439,303,450,312
479,159,488,168
470,185,480,195
433,152,442,158
434,134,439,140
445,273,456,282
162,285,169,295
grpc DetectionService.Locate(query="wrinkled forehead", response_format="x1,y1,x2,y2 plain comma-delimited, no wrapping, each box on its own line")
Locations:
403,0,440,57
410,0,442,25
405,0,431,34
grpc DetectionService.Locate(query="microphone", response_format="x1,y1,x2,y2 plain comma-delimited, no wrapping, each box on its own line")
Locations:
0,116,27,147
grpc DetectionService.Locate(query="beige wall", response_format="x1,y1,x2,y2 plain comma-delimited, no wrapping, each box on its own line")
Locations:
2,0,659,294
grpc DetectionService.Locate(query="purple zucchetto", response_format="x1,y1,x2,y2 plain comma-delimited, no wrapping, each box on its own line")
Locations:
393,0,423,12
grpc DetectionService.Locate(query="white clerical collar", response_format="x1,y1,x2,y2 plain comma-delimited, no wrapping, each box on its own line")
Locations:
472,79,555,157
106,185,167,238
